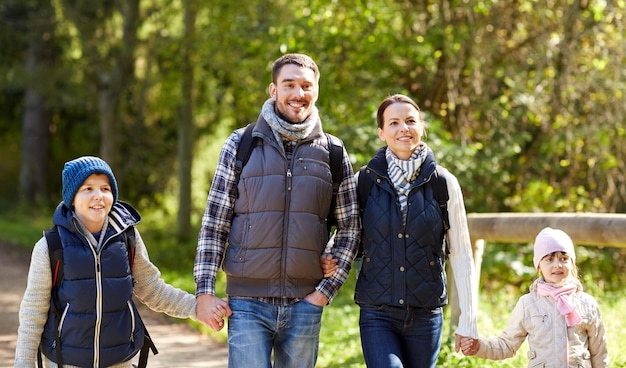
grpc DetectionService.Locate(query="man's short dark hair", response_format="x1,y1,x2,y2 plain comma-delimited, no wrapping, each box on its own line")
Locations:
272,53,320,83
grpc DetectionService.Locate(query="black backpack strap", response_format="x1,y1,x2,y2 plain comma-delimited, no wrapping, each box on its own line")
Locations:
357,166,374,215
136,326,158,368
431,166,450,231
430,166,450,257
325,133,344,233
234,123,256,198
123,227,136,272
43,227,65,368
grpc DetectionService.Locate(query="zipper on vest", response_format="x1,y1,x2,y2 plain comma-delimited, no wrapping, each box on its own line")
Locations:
93,249,103,368
281,167,294,294
286,168,292,191
58,303,70,334
128,301,136,341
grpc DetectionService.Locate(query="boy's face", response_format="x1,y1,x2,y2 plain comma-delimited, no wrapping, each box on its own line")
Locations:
538,251,573,286
73,173,114,233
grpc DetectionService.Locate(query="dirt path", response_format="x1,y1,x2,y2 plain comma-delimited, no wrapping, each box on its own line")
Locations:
0,240,228,368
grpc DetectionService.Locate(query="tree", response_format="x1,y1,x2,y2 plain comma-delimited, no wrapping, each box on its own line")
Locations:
58,0,140,179
177,0,197,240
16,0,56,205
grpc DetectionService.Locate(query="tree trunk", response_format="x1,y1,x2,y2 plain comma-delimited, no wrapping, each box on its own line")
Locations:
20,89,50,205
18,1,54,205
177,0,197,241
99,0,140,179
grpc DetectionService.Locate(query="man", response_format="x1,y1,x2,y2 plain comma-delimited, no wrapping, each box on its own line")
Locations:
194,53,361,368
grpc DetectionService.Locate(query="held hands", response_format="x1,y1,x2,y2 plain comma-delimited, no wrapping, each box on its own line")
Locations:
456,334,480,356
320,253,339,278
197,294,232,332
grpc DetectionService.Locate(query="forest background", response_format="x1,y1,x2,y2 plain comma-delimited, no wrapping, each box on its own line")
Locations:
1,0,625,366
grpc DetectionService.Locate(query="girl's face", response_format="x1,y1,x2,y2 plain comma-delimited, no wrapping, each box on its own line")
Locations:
72,174,114,233
538,251,573,286
378,102,425,160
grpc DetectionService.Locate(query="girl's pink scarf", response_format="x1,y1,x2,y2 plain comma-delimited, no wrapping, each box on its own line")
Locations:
536,283,582,326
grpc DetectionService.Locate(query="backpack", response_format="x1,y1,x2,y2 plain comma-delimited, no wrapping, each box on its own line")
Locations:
39,226,158,368
234,122,344,234
357,165,451,256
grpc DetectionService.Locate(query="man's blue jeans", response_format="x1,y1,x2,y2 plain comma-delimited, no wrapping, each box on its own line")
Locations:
359,304,443,368
227,297,323,368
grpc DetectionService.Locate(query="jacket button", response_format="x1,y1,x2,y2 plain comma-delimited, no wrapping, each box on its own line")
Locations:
399,266,405,272
398,299,404,304
430,261,435,266
397,233,403,238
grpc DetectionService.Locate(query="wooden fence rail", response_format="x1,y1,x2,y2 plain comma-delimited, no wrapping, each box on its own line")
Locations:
467,212,626,248
447,212,626,340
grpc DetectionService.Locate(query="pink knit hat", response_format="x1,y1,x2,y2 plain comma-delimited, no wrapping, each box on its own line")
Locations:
533,227,576,269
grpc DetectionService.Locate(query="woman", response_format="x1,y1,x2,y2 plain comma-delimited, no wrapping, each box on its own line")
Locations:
346,94,478,367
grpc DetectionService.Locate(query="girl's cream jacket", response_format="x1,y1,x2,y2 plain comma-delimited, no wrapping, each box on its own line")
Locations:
474,278,608,368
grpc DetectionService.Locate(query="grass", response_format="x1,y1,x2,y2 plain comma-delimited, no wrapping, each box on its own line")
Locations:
3,213,624,367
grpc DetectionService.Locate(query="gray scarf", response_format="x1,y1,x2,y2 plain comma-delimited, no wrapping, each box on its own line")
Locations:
386,142,428,221
261,99,319,145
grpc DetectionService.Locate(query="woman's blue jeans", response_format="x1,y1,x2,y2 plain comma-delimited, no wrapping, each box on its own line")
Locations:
359,304,443,368
227,297,323,368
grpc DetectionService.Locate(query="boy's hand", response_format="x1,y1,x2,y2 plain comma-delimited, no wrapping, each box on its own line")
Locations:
197,294,232,332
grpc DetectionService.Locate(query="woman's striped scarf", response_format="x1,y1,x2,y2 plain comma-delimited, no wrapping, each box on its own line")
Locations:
385,143,428,222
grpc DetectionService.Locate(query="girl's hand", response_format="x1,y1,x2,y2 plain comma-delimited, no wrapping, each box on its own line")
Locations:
457,334,479,356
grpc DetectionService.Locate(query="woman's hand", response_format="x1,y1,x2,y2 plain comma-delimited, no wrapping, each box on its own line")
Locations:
320,253,338,277
456,334,479,356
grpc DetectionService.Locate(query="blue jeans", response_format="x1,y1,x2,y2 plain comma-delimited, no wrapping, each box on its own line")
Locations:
359,304,443,368
227,297,323,368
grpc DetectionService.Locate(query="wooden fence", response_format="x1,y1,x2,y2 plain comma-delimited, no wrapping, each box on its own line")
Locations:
447,212,626,339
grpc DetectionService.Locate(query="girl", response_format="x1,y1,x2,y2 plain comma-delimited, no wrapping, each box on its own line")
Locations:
461,227,609,367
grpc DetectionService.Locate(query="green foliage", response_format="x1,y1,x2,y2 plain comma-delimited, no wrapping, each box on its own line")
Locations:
2,0,626,217
0,215,48,247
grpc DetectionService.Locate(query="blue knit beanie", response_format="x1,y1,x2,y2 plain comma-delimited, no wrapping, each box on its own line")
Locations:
62,156,118,208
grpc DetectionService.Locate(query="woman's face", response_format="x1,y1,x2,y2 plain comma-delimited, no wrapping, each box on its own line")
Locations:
377,102,425,160
72,174,114,233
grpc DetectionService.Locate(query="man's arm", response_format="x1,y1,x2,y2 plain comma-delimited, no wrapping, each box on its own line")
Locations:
194,132,240,297
315,148,361,303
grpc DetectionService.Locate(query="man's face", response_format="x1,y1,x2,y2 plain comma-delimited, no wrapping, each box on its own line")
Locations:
268,64,319,123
